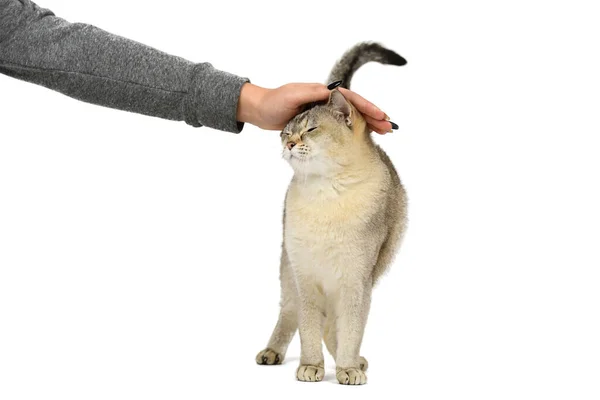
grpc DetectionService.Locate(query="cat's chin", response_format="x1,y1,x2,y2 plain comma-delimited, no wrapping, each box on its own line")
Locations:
287,157,312,174
287,156,304,170
289,159,333,178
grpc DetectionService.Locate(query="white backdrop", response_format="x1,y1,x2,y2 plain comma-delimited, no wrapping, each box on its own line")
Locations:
1,0,599,399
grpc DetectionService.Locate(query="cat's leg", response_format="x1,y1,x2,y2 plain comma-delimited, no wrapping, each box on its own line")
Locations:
323,313,337,360
324,313,369,372
295,276,326,382
256,249,298,365
334,281,372,385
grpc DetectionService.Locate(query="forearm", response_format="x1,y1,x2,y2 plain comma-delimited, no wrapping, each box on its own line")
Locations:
236,83,268,127
0,0,249,132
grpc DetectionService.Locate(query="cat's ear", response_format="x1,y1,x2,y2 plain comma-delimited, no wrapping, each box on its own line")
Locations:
327,89,352,127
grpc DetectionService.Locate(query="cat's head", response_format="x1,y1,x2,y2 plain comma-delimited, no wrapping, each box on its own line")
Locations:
281,90,368,176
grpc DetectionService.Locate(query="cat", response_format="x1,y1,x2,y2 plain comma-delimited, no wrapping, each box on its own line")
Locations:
255,42,408,385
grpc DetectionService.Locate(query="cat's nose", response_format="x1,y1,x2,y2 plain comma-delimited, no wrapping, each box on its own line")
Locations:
287,142,296,150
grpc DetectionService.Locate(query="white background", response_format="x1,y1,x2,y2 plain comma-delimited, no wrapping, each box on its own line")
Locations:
1,0,599,399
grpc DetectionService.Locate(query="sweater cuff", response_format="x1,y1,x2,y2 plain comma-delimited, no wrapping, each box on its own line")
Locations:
185,63,249,133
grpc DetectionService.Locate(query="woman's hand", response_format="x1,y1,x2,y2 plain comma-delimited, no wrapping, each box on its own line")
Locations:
236,83,397,134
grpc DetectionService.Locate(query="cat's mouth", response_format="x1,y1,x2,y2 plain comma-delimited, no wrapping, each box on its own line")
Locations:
289,152,308,162
283,145,314,167
283,148,303,160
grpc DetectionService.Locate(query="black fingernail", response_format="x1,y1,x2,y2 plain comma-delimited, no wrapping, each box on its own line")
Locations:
390,121,399,130
327,80,343,90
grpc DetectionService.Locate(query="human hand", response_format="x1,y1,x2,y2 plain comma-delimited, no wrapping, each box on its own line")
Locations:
236,83,397,134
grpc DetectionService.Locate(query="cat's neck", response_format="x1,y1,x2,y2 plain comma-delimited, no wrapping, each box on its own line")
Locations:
291,149,383,200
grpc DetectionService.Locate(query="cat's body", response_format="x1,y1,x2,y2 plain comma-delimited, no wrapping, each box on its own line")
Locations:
256,43,407,385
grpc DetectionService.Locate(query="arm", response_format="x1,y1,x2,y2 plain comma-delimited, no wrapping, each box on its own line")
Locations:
0,0,248,132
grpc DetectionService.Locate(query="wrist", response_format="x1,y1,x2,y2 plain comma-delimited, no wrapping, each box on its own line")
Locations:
237,83,268,127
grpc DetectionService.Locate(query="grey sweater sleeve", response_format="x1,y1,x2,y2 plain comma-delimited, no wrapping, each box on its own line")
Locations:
0,0,249,132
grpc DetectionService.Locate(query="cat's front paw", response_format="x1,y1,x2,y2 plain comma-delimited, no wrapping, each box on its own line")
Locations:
336,367,367,385
256,348,283,365
296,364,325,382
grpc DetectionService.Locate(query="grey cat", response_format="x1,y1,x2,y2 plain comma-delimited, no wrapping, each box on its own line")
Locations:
256,43,408,385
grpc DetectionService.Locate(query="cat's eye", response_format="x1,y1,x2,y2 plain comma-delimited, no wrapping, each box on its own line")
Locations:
307,127,317,133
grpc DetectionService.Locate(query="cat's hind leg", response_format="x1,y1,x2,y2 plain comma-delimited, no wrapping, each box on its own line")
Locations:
256,249,297,365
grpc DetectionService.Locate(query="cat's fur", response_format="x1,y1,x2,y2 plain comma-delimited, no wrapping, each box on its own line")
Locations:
256,43,408,385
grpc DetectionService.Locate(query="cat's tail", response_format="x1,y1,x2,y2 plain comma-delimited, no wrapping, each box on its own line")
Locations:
327,42,407,90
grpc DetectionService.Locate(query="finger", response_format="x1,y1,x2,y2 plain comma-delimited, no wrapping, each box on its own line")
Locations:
338,88,386,120
370,125,388,135
367,122,388,135
365,115,393,134
289,83,330,106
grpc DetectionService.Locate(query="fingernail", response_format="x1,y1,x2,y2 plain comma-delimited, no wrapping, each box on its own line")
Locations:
384,113,390,121
327,80,343,90
390,121,399,130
